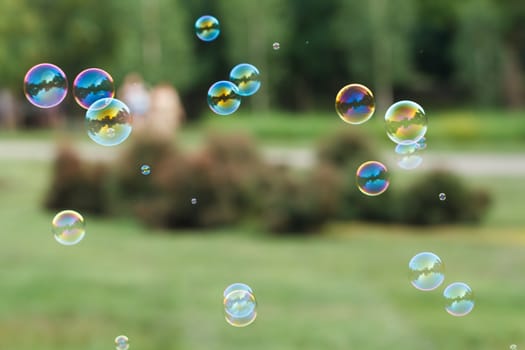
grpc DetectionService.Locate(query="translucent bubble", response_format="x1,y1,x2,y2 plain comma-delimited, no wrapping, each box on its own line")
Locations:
195,15,220,42
443,282,474,317
24,63,68,108
223,283,257,327
510,345,518,350
385,100,427,145
191,197,197,205
85,98,132,146
207,81,241,116
356,161,389,196
398,155,423,170
395,143,419,155
409,252,445,291
52,210,86,246
73,68,115,109
115,335,129,350
229,63,261,97
439,193,446,201
335,84,375,125
141,164,151,176
272,42,280,50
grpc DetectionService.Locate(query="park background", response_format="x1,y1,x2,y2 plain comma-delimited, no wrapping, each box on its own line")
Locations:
0,0,525,349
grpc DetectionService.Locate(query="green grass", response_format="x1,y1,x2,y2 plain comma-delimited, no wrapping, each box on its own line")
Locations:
0,160,524,350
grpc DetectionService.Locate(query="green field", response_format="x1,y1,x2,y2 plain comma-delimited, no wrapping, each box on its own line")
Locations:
0,159,524,350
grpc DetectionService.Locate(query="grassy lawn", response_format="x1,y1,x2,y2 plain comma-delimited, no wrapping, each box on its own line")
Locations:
0,159,524,350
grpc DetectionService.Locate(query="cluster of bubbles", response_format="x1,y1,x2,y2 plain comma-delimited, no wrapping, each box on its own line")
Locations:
195,15,220,42
395,136,426,170
409,252,474,317
24,63,133,147
207,63,260,116
223,283,257,327
115,335,129,350
51,210,86,246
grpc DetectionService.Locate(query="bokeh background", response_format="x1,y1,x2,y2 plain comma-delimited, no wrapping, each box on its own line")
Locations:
0,0,525,349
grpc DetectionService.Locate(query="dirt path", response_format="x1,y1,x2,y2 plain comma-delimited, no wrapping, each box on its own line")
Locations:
1,140,524,176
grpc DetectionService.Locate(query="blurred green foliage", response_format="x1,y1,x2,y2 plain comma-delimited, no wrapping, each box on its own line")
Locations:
1,0,524,113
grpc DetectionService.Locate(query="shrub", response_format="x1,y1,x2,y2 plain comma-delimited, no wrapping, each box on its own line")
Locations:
317,129,378,169
262,165,343,234
44,144,110,215
398,171,491,225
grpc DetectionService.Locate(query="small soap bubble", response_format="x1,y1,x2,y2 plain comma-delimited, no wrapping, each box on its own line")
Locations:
24,63,68,108
229,63,261,96
73,68,115,109
85,98,132,146
409,252,445,291
398,155,423,170
272,42,280,50
385,100,427,145
115,335,129,350
443,282,474,317
510,345,517,350
141,164,151,176
335,84,375,125
195,15,220,42
191,197,197,205
52,210,86,246
224,283,257,327
439,193,446,201
207,81,241,115
356,161,389,196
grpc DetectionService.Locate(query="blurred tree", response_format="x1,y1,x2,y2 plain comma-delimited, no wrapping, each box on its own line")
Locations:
215,0,291,111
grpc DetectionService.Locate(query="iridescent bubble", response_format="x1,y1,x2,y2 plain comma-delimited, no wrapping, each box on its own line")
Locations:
115,335,129,350
24,63,68,108
224,286,257,327
85,98,132,146
398,155,423,170
443,282,474,317
52,210,86,246
335,84,375,125
356,161,389,196
409,252,445,291
195,15,220,42
395,143,419,155
385,100,427,145
229,63,261,97
223,283,253,298
439,193,446,201
191,197,197,205
73,68,115,109
141,164,151,176
207,81,241,116
272,42,280,50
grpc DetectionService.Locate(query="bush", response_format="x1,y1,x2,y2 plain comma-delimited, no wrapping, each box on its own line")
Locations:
398,171,491,225
262,165,343,234
44,144,110,215
317,129,378,169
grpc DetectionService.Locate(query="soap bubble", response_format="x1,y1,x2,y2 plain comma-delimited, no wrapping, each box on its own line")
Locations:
52,210,86,246
73,68,115,109
229,63,261,96
141,164,151,175
24,63,68,108
385,100,427,145
443,282,474,317
272,42,280,50
191,197,197,205
335,84,375,125
409,252,445,291
510,345,517,350
224,283,257,327
395,143,419,155
207,81,241,115
356,161,389,196
439,193,446,201
85,98,132,146
115,335,129,350
195,15,220,42
398,155,423,170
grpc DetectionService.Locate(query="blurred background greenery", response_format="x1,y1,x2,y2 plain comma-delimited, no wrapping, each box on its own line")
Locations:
0,0,525,349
